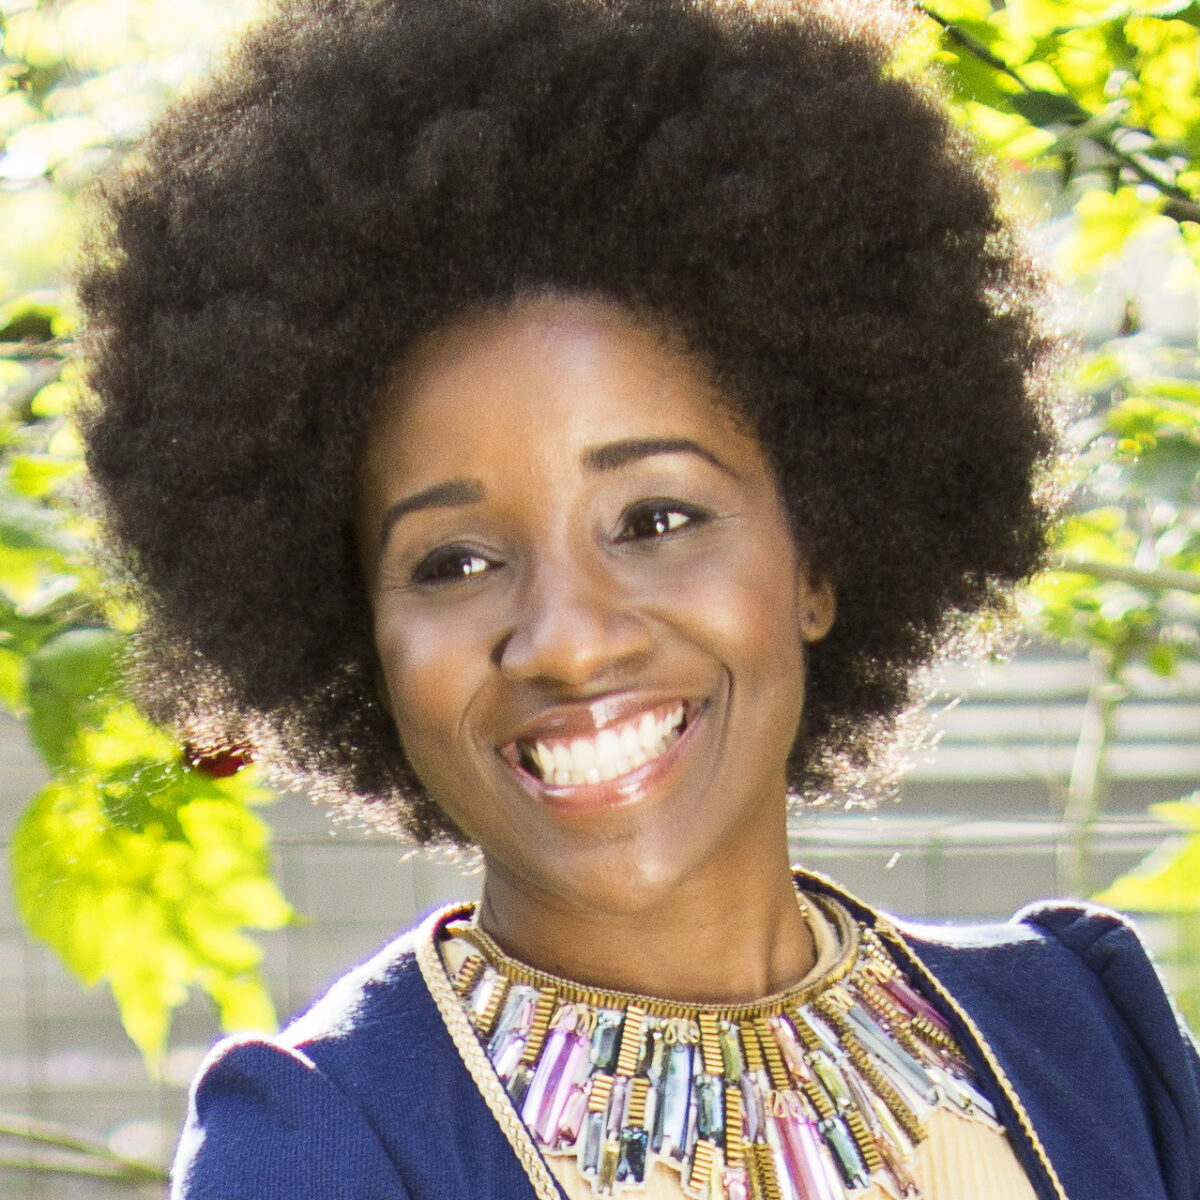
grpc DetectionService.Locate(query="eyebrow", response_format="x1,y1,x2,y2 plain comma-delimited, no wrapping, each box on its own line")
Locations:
581,437,737,477
376,478,485,559
375,437,735,562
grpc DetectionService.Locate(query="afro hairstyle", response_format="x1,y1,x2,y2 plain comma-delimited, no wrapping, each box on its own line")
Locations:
79,0,1060,844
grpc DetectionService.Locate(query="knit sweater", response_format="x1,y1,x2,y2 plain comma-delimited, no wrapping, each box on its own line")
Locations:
171,875,1200,1200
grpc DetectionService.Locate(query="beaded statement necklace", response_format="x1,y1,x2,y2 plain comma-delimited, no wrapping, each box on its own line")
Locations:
444,898,1002,1200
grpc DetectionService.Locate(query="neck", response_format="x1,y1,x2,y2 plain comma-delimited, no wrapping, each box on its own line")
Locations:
476,843,815,1005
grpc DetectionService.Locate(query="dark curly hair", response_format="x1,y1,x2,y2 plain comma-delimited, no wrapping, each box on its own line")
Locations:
78,0,1060,844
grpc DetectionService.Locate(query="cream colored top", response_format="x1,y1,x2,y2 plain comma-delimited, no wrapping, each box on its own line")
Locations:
545,1107,1038,1200
436,900,1041,1200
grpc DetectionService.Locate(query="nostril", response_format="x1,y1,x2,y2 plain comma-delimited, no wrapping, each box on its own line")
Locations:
495,574,651,685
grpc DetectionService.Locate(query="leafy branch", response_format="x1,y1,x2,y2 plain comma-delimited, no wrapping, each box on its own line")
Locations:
1,0,292,1071
1,316,296,1069
918,2,1200,224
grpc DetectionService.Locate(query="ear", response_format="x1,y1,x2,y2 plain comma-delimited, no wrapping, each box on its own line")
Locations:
798,570,835,643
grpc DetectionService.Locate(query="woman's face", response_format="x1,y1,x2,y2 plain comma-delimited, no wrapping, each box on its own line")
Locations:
357,295,833,916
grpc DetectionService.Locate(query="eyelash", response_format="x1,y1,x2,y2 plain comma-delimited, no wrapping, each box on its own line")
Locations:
408,500,710,587
410,546,496,586
615,499,710,543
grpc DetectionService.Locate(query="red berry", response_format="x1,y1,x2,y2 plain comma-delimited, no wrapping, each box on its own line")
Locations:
184,743,254,777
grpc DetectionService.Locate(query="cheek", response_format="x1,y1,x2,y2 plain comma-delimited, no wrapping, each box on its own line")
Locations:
373,608,483,773
711,534,809,731
708,534,806,664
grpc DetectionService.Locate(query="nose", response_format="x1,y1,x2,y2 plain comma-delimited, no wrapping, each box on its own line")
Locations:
496,555,653,687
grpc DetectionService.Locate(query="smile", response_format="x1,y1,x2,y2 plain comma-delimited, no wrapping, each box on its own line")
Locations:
511,702,693,787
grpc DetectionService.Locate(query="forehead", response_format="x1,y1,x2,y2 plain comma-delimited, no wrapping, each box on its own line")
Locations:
361,294,747,475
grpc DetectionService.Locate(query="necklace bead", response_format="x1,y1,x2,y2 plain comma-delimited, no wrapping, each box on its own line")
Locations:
446,898,1002,1199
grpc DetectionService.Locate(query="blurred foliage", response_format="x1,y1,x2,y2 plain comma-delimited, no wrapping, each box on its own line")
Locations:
921,0,1200,1026
1096,791,1200,1028
0,320,292,1069
0,0,290,1072
1099,790,1200,911
0,0,1199,1058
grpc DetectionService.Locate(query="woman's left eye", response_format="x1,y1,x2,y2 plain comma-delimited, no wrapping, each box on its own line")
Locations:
615,501,708,542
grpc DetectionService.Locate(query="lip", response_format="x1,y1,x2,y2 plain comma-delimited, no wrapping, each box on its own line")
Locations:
498,699,707,814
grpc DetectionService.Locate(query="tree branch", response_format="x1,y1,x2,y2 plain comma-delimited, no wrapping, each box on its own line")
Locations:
916,4,1200,224
0,1113,168,1183
0,1154,167,1182
0,338,73,360
1162,197,1200,225
1052,556,1200,594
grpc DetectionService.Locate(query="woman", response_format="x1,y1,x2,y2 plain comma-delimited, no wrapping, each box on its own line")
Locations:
78,0,1200,1197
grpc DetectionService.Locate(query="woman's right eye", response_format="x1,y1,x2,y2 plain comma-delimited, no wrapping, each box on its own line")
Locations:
410,546,495,586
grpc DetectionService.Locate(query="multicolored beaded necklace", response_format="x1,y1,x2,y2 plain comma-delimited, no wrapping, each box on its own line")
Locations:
444,898,1003,1200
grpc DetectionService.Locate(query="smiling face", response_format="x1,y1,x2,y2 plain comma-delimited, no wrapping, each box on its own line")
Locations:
357,294,833,921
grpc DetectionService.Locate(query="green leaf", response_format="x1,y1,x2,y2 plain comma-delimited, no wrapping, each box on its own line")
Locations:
1009,89,1087,128
1146,641,1178,676
11,765,294,1067
1058,189,1166,274
0,642,24,709
1146,0,1199,17
0,292,60,342
203,971,278,1034
1096,832,1200,912
1095,794,1200,911
7,452,81,499
1149,792,1200,825
941,54,1015,112
0,488,75,554
97,758,188,837
25,627,123,770
1158,1,1200,28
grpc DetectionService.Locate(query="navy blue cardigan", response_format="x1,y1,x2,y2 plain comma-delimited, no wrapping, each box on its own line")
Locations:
172,887,1200,1200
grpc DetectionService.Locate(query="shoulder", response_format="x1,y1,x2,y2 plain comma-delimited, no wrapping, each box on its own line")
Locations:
898,901,1200,1199
172,926,434,1200
895,899,1199,1071
278,924,431,1047
173,1035,410,1199
172,907,539,1200
804,868,1200,1196
895,899,1189,1028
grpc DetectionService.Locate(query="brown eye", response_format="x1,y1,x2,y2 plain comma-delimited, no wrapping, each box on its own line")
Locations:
616,501,707,543
411,546,495,585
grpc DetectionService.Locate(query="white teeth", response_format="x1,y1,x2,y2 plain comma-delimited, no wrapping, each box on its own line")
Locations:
520,705,690,786
621,725,649,769
665,705,683,742
639,711,658,752
570,737,596,772
595,729,621,770
620,726,640,759
553,744,573,776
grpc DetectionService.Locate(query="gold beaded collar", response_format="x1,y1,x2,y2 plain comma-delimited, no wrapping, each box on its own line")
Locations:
441,894,1002,1200
449,894,859,1022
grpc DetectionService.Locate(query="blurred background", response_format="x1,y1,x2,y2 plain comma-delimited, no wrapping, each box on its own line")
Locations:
1,0,1198,1195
